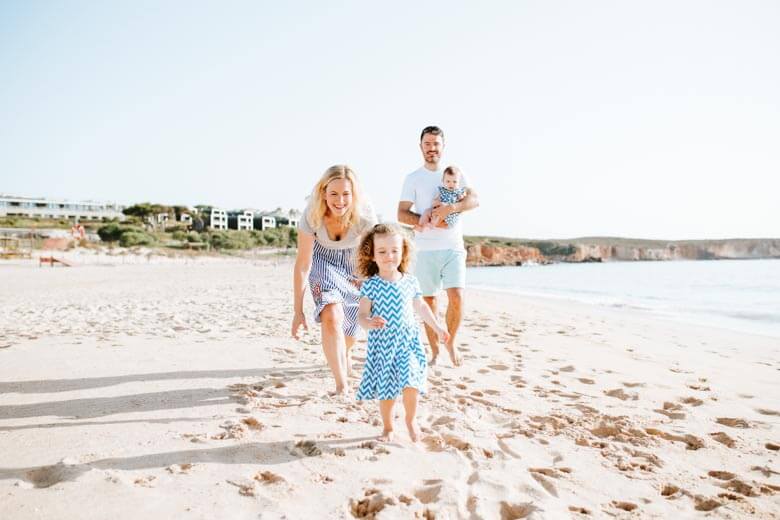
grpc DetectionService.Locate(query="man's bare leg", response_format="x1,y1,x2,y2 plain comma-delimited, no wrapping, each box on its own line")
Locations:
444,288,464,366
422,295,440,364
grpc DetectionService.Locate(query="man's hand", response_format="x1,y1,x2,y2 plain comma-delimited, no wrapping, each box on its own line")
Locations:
431,203,454,224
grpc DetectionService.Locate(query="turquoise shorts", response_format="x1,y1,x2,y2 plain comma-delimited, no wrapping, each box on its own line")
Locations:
414,250,467,297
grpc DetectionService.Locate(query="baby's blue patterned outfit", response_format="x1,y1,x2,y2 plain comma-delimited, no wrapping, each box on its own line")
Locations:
356,274,427,400
438,186,467,227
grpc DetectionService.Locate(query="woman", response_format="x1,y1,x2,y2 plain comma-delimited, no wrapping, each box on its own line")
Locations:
291,165,376,394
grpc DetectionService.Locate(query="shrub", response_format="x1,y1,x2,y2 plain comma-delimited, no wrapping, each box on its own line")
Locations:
207,230,254,250
119,230,156,247
97,223,124,242
171,230,188,241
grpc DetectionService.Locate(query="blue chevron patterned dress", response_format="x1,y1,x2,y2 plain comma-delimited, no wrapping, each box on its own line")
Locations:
308,240,361,337
356,274,428,400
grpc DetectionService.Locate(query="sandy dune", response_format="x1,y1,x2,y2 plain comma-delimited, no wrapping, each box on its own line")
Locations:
1,259,778,518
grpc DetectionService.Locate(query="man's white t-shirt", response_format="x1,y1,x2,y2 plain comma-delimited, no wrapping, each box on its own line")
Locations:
400,166,469,252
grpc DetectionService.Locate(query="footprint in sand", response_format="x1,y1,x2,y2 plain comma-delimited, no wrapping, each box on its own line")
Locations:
166,463,194,474
413,483,442,504
707,470,736,480
349,488,396,518
766,442,780,451
661,484,682,498
500,500,538,519
693,496,722,511
709,432,737,448
488,364,509,371
612,501,638,512
291,440,322,457
604,388,638,401
756,408,780,416
680,396,704,406
716,417,750,429
254,471,286,484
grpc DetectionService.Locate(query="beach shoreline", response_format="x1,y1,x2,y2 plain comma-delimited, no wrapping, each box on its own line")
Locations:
1,260,778,518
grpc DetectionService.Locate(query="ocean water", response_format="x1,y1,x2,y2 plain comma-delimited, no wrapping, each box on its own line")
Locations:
467,259,780,338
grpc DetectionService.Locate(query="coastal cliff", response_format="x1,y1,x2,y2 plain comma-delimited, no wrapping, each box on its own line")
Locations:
465,238,780,266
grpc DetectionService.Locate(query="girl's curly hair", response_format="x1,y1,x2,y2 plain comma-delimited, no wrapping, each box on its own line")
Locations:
357,223,414,278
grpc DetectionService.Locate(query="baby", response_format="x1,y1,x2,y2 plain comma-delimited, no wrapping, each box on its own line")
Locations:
419,166,467,229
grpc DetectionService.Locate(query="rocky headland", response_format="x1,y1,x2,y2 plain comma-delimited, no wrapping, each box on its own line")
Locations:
466,237,780,267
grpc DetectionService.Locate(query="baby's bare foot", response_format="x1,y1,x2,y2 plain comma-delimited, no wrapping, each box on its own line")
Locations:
378,429,394,442
406,420,421,443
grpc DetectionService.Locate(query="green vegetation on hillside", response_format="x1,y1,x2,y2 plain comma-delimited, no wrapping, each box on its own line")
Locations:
96,223,297,250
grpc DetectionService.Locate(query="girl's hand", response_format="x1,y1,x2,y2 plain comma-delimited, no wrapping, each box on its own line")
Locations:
436,325,450,344
291,312,308,340
367,316,387,329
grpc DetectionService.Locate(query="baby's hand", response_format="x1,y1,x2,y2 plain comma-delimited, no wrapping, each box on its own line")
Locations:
367,316,387,329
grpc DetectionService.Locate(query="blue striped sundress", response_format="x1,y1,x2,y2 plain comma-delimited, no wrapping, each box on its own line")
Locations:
356,274,428,400
308,239,360,337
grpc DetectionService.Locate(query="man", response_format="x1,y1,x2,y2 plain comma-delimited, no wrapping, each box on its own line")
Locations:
398,126,479,366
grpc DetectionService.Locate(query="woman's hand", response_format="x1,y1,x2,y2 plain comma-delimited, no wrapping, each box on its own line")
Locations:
291,312,308,340
366,316,387,329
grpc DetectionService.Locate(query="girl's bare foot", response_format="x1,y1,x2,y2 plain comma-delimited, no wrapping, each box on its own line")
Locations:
378,429,394,442
328,384,350,398
406,420,421,443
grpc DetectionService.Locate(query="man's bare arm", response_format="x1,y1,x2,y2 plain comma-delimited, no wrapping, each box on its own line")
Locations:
397,201,420,226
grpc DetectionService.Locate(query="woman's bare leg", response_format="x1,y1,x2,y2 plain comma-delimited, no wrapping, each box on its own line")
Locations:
319,304,348,393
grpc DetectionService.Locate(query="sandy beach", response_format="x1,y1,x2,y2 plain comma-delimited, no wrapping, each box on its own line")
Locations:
1,258,778,519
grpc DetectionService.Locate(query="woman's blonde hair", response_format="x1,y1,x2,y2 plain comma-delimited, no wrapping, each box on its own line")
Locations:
357,223,415,277
306,165,364,231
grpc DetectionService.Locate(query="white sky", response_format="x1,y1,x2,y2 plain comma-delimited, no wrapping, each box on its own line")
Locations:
1,1,778,239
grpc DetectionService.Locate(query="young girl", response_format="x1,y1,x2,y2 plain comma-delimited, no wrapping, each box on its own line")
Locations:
355,223,449,442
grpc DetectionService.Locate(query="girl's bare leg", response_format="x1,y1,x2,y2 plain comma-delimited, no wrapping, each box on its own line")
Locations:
402,388,421,442
379,399,395,441
319,304,348,394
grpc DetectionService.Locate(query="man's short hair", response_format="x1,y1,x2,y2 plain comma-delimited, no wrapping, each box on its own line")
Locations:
420,125,444,141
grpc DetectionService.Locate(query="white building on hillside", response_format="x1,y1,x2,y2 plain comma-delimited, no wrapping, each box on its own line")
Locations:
210,209,227,230
0,194,126,221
